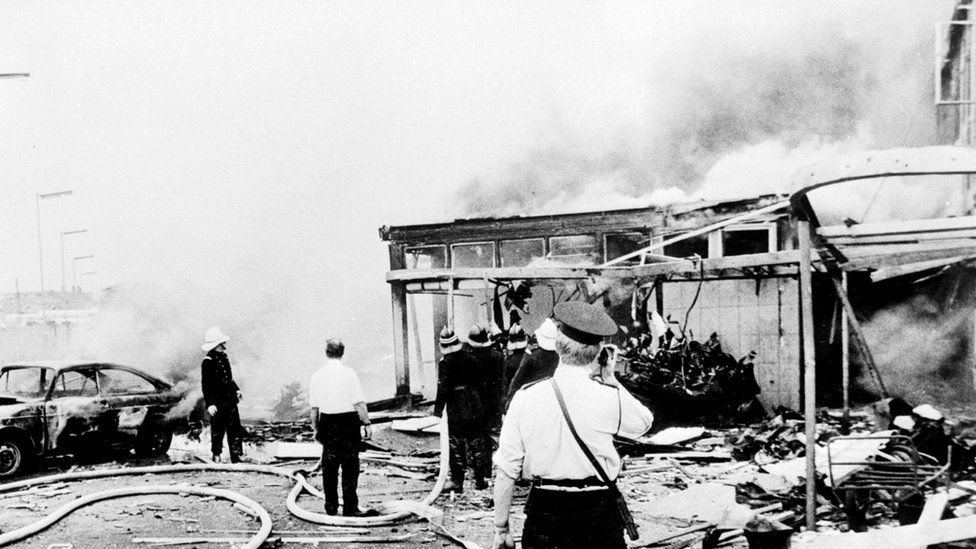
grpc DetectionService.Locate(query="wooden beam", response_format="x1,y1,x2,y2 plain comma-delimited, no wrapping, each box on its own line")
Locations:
830,278,889,398
840,241,976,271
798,220,818,532
870,256,975,282
841,272,851,433
390,283,411,397
818,215,976,239
386,250,806,283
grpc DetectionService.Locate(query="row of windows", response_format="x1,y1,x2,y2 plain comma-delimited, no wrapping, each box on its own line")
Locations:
403,225,776,269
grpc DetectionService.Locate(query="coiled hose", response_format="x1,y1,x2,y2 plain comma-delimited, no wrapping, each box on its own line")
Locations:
0,413,450,545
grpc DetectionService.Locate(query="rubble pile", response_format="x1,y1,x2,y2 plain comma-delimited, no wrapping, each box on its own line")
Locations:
618,331,764,425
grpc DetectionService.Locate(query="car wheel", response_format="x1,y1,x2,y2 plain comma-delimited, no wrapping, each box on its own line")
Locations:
135,426,173,457
0,437,30,478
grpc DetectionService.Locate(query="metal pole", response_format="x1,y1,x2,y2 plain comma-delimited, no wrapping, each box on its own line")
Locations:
60,232,65,295
35,194,45,319
799,220,818,532
60,230,86,297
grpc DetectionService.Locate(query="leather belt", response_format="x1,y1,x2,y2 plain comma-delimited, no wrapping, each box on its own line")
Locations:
531,476,607,489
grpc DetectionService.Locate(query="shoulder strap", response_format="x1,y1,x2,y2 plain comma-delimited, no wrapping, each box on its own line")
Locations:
550,378,613,486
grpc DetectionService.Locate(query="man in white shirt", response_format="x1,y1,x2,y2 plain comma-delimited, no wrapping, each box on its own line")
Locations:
308,338,372,516
492,302,654,549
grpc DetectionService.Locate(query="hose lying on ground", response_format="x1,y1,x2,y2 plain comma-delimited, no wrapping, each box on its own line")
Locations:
0,485,273,548
0,413,450,544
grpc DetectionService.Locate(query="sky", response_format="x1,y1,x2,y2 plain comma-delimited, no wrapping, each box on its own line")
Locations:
0,1,959,402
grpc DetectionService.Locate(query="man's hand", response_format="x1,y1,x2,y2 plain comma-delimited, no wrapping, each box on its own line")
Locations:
236,391,243,402
362,424,372,440
492,527,515,549
207,405,218,417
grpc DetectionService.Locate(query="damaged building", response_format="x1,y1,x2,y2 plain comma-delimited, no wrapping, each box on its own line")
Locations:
380,147,976,424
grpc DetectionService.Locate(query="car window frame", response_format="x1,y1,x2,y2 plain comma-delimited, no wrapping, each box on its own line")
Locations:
95,366,159,396
48,366,100,399
0,366,55,399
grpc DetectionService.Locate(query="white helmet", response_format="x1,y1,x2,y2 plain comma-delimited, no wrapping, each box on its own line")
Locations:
202,326,230,352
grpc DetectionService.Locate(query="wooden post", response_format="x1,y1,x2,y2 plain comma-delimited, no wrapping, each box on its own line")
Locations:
407,293,426,395
390,283,411,398
798,220,818,532
841,271,851,434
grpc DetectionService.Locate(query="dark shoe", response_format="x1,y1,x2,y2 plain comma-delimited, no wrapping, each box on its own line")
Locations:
444,479,463,494
342,507,364,517
325,507,338,516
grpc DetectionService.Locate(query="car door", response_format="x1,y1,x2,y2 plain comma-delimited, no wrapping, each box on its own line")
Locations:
95,366,164,445
44,366,107,454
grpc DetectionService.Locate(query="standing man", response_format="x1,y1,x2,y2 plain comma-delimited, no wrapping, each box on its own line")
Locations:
504,318,559,408
201,326,244,463
434,327,489,492
467,323,505,450
308,338,371,516
492,302,654,549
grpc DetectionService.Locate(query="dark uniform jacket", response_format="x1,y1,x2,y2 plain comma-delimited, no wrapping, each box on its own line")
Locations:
505,348,559,410
201,349,240,408
434,349,484,426
502,349,526,405
470,346,505,424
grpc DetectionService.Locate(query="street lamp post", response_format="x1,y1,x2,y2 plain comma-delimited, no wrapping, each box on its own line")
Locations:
61,229,87,296
36,190,73,317
80,271,98,292
73,255,94,293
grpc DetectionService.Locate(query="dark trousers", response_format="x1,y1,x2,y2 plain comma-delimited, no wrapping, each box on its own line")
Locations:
521,488,625,549
210,403,243,461
448,420,489,488
317,411,362,515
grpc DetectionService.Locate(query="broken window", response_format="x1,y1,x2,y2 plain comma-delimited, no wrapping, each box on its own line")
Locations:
451,242,496,268
548,235,598,265
721,226,774,256
604,232,647,264
404,245,447,270
663,233,709,259
99,368,156,395
0,366,53,398
500,238,545,267
52,369,98,398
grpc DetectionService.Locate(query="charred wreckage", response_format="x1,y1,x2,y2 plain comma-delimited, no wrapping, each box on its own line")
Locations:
4,147,976,548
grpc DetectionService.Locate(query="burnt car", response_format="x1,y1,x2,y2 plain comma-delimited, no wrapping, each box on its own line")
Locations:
0,361,184,478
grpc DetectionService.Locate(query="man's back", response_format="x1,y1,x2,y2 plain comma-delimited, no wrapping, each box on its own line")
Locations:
310,358,364,415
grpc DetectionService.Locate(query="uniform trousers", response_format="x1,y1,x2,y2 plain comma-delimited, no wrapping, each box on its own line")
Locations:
210,402,243,461
448,420,490,489
316,411,362,515
521,487,626,549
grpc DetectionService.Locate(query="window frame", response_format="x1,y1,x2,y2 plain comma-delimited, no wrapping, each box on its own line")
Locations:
450,241,497,268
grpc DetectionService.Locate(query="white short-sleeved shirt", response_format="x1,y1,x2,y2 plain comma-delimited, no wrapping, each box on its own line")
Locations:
308,358,366,414
494,364,653,481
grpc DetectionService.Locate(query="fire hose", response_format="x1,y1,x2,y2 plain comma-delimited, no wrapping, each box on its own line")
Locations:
0,412,451,546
